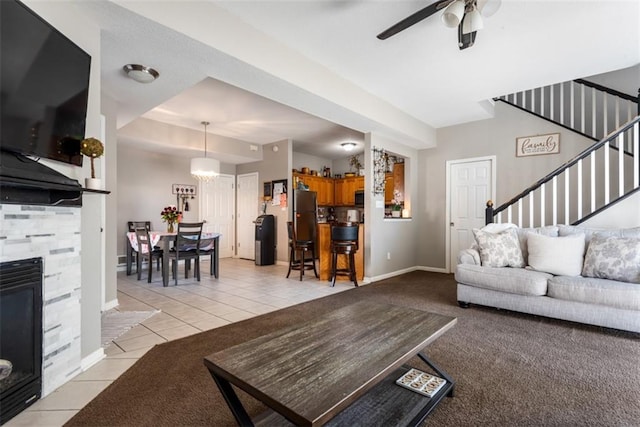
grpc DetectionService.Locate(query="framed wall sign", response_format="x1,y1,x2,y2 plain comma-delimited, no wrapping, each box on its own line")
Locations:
516,133,560,157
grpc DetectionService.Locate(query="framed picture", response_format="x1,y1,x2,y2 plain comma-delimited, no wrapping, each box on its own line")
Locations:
263,181,272,201
516,133,560,157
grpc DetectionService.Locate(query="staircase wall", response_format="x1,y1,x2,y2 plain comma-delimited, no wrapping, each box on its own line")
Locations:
581,190,640,229
417,102,594,270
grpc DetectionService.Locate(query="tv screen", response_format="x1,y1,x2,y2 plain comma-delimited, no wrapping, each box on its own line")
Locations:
0,0,91,166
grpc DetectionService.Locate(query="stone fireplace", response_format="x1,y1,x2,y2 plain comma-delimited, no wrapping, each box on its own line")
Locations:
0,201,82,422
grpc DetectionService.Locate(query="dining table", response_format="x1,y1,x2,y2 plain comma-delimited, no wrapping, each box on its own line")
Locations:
126,230,221,287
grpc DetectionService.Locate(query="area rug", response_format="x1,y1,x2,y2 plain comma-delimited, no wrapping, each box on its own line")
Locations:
69,272,639,426
101,309,159,348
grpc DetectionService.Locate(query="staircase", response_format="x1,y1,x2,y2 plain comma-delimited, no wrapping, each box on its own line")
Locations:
486,79,640,227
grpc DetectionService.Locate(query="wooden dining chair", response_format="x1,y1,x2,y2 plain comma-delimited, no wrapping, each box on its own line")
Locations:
134,228,164,283
170,222,203,286
198,236,219,278
127,221,158,271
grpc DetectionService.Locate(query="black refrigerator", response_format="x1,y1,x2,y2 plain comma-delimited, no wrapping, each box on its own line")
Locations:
294,190,318,256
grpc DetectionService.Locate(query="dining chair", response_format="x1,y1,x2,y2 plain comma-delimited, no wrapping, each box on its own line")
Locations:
198,236,219,278
286,221,318,281
127,221,158,272
170,222,203,286
134,227,164,283
330,222,359,287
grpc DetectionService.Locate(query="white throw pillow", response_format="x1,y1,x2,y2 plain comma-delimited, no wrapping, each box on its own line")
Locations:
527,232,585,276
473,228,525,268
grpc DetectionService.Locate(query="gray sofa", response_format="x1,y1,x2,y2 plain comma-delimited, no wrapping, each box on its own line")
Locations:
455,224,640,333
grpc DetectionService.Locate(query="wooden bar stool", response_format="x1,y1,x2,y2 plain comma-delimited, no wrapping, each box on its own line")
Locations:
330,222,359,287
286,221,318,281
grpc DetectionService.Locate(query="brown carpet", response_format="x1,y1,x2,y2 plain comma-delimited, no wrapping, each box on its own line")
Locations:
66,272,640,426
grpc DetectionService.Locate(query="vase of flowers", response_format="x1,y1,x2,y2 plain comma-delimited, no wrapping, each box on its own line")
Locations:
161,205,181,232
80,137,104,190
391,190,402,217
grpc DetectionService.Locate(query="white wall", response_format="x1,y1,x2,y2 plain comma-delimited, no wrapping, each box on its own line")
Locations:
582,191,640,229
116,145,203,260
293,152,331,174
418,102,598,270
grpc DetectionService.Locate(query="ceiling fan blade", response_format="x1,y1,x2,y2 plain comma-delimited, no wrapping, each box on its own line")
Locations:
377,0,453,40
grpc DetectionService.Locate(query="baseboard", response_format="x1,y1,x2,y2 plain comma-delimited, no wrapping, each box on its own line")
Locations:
81,347,105,372
103,298,119,312
368,266,418,282
415,266,449,274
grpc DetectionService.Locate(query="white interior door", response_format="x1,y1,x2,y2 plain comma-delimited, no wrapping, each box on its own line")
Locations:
237,173,259,260
200,174,235,258
447,157,495,272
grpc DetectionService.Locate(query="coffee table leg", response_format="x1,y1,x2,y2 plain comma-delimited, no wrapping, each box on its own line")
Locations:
209,371,254,427
418,352,455,397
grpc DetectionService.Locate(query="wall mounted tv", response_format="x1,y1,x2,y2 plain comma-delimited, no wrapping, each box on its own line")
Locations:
1,0,91,166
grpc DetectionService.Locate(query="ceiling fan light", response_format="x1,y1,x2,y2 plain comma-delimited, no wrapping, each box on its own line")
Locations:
441,0,465,28
462,8,484,34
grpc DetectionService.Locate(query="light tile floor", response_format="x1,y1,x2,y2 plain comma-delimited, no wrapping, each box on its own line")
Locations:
8,258,356,426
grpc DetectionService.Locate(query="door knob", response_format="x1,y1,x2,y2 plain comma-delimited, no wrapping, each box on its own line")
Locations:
450,222,455,226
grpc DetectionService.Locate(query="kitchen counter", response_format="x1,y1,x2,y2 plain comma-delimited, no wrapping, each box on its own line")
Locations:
317,223,364,282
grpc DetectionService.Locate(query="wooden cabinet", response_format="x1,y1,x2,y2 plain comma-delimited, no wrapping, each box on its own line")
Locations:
384,173,394,204
293,173,334,206
393,163,405,198
293,174,363,207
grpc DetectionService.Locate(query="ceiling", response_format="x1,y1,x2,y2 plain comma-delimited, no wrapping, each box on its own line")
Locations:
74,0,640,163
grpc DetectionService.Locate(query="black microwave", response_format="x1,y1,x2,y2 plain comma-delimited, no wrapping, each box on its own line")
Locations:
354,190,364,207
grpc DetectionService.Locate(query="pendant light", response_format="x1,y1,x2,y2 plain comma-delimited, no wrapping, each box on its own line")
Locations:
191,121,220,181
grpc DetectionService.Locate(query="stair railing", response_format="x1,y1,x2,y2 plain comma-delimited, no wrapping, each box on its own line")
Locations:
497,80,639,147
486,116,640,227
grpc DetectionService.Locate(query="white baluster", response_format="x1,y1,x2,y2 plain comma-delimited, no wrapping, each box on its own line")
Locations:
541,86,545,117
604,142,609,204
603,94,608,138
540,184,546,227
570,82,575,129
550,84,555,121
634,123,639,189
564,171,570,225
552,176,558,225
592,87,596,138
518,199,523,228
591,151,596,212
507,205,512,224
580,85,585,134
529,192,534,228
497,212,502,224
615,98,620,130
531,88,536,113
618,134,624,198
560,82,564,125
577,160,583,220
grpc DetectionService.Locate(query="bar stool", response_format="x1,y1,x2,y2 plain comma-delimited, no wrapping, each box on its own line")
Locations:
286,221,318,281
330,222,359,287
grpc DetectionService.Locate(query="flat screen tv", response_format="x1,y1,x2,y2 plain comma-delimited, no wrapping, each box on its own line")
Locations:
0,0,91,166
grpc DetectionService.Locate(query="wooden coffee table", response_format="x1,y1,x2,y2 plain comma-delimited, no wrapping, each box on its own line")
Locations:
204,301,456,426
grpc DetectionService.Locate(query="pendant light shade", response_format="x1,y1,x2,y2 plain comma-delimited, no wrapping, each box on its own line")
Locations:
191,121,220,181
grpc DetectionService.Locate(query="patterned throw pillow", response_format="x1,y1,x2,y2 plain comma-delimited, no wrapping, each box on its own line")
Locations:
582,236,640,283
472,228,525,268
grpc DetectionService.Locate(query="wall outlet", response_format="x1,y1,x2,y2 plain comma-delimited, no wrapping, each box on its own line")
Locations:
387,252,391,260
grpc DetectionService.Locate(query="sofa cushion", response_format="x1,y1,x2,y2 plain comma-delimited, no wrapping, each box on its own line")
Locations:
581,235,640,283
557,225,640,253
455,264,551,296
473,228,525,268
527,233,585,276
515,226,559,263
548,276,640,311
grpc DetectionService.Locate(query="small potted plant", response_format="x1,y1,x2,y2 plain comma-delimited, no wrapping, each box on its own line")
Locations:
161,205,182,233
80,137,104,190
349,154,363,176
391,190,403,217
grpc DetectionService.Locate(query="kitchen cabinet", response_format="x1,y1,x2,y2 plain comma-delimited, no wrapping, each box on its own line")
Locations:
293,173,334,206
384,173,394,204
393,163,405,198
